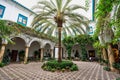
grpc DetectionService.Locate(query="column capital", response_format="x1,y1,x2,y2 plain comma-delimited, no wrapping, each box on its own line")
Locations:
25,45,30,48
40,48,44,49
1,43,7,46
2,38,8,45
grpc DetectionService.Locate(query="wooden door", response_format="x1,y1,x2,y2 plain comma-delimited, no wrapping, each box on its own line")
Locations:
11,50,18,62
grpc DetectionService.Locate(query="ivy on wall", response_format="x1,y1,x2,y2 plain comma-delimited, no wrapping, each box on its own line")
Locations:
62,36,75,59
62,35,94,60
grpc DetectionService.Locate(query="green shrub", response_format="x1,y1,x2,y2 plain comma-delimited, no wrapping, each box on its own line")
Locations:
46,66,52,71
19,50,25,61
116,77,120,80
45,60,73,69
103,60,109,64
103,66,110,71
66,66,70,69
113,62,120,70
43,66,47,70
70,64,78,71
62,68,65,72
41,60,78,72
51,68,56,72
0,63,5,67
57,67,61,70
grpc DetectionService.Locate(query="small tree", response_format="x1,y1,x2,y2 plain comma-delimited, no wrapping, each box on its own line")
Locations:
31,0,89,62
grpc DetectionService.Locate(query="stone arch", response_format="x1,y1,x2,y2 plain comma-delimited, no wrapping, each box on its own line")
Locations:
86,44,95,58
44,43,51,58
71,44,81,60
10,35,27,45
28,38,41,47
6,37,26,62
41,40,54,48
29,41,41,61
49,42,55,49
112,44,119,62
62,44,67,59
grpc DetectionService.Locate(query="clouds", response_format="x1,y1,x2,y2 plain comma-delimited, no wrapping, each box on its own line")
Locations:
16,0,39,9
15,0,92,20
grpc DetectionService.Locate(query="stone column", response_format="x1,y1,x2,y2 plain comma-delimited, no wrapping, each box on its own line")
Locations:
0,44,6,63
107,43,115,71
24,46,29,64
65,50,67,59
50,49,54,58
40,48,44,62
102,48,108,61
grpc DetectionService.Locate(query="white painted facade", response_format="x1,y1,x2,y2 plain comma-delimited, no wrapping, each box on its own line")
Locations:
0,0,96,35
0,0,96,61
0,0,36,27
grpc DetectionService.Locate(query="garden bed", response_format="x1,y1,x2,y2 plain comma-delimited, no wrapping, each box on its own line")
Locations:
41,60,78,72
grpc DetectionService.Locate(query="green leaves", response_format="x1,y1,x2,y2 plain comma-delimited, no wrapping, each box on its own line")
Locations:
0,20,14,43
31,0,89,38
41,60,78,72
62,35,93,59
96,0,114,18
94,0,118,47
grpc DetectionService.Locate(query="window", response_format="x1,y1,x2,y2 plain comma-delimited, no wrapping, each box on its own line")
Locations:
17,14,28,26
0,5,6,18
89,26,93,35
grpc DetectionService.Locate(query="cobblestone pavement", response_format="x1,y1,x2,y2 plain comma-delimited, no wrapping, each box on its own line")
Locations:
0,61,120,80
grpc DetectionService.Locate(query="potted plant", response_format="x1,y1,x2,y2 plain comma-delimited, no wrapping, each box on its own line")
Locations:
19,50,25,61
113,62,120,74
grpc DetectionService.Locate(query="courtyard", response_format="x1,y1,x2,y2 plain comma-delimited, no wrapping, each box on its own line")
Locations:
0,0,120,80
0,61,120,80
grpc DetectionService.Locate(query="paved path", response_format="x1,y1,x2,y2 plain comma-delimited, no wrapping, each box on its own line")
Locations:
0,61,120,80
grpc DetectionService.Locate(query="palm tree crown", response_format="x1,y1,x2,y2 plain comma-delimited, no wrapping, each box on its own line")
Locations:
32,0,89,62
31,0,89,38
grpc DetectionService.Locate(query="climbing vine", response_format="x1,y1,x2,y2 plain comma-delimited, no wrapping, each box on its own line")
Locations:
93,0,120,70
62,36,75,59
62,35,94,60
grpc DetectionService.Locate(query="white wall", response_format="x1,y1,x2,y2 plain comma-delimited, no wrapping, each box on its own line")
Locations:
0,0,35,27
55,48,58,58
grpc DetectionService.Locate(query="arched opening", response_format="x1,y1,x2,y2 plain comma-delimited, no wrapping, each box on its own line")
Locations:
44,43,51,60
5,37,26,62
86,44,96,61
71,44,81,60
112,44,119,62
86,44,95,58
29,41,40,61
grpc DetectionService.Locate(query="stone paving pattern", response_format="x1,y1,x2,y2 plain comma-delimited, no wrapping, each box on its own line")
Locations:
0,61,120,80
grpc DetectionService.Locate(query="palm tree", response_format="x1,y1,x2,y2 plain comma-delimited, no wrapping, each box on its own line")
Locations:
0,20,14,42
0,20,19,63
31,0,89,62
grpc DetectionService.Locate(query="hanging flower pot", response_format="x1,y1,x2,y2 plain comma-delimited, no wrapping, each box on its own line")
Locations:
104,28,113,43
98,33,105,46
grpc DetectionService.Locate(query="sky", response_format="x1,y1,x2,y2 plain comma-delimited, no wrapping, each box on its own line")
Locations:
16,0,85,9
15,0,39,9
15,0,92,20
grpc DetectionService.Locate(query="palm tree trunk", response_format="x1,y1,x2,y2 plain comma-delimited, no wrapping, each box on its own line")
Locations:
58,27,62,62
0,44,6,63
107,43,115,71
102,48,108,61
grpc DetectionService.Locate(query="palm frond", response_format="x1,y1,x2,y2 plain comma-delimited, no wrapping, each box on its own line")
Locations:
31,0,89,38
